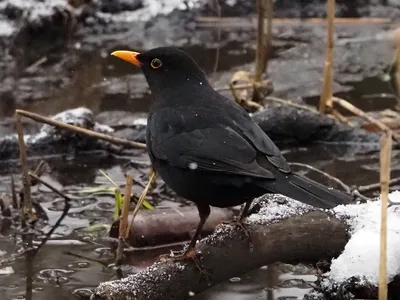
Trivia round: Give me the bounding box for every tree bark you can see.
[92,206,349,300]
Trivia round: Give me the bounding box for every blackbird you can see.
[111,47,352,259]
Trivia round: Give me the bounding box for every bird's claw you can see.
[223,217,253,251]
[159,247,211,279]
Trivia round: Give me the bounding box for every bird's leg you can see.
[171,203,211,260]
[238,199,253,220]
[164,203,211,277]
[223,200,253,248]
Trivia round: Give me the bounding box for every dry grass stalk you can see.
[261,0,273,73]
[116,175,133,266]
[15,112,33,223]
[392,28,400,111]
[379,130,392,300]
[332,97,400,141]
[127,170,156,235]
[255,0,267,83]
[319,0,335,113]
[15,109,147,150]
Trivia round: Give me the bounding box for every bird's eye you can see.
[150,58,162,69]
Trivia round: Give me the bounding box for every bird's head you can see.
[111,47,209,95]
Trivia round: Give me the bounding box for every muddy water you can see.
[0,36,397,300]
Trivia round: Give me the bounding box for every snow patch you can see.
[0,19,15,36]
[97,0,201,23]
[133,118,148,126]
[2,0,69,22]
[247,194,314,225]
[328,192,400,285]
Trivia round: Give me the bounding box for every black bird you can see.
[111,47,352,259]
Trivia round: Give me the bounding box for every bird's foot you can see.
[223,217,253,251]
[159,246,211,279]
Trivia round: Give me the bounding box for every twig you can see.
[28,172,71,255]
[255,0,266,83]
[319,0,335,113]
[15,109,147,150]
[289,162,351,193]
[11,175,18,209]
[15,112,33,224]
[265,96,319,113]
[30,161,48,186]
[128,170,156,235]
[331,97,400,141]
[358,177,400,193]
[216,80,271,92]
[116,175,133,267]
[379,131,392,300]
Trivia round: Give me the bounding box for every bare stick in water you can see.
[116,175,133,267]
[319,0,335,113]
[379,131,392,300]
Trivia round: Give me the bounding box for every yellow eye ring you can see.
[151,58,162,69]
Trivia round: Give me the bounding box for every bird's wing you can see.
[149,117,275,179]
[234,116,291,173]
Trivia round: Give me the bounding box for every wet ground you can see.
[1,0,400,299]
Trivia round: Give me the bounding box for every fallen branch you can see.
[92,196,348,300]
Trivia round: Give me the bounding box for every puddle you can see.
[303,76,397,114]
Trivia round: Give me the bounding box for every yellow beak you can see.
[111,50,141,66]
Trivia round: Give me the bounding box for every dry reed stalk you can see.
[15,109,146,149]
[319,0,335,113]
[261,0,273,73]
[116,175,133,266]
[379,131,392,300]
[127,170,156,235]
[255,0,266,82]
[15,112,33,222]
[392,28,400,111]
[332,97,400,141]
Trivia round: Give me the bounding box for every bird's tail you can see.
[259,172,353,209]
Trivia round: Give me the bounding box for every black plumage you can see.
[112,47,352,258]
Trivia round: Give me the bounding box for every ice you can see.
[329,192,400,285]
